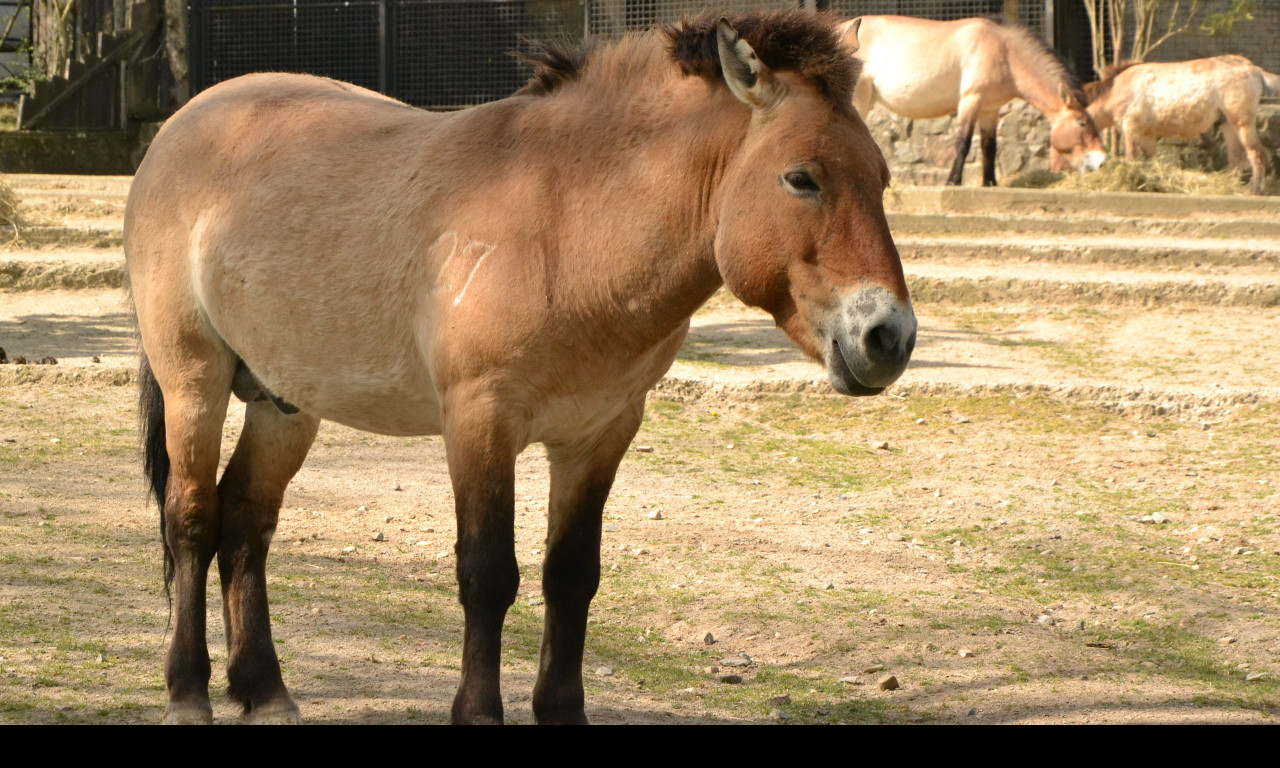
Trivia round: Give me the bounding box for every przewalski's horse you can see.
[126,9,916,725]
[1085,56,1280,195]
[840,15,1107,186]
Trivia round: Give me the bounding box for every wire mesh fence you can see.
[188,0,1276,110]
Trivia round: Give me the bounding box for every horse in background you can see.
[1085,56,1280,195]
[841,15,1107,186]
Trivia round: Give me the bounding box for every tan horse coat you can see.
[125,10,915,724]
[841,14,1106,185]
[1086,56,1280,194]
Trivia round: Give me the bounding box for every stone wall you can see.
[864,100,1051,187]
[865,102,1280,187]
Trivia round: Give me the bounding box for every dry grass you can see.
[0,175,23,239]
[1005,159,1276,196]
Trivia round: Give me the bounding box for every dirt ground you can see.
[1,179,1278,724]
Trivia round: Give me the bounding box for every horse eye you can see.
[782,170,821,197]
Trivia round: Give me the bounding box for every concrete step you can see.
[888,211,1280,240]
[896,233,1280,269]
[888,186,1280,219]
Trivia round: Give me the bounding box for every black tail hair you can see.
[139,352,174,599]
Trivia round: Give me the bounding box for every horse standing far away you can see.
[1085,55,1280,195]
[125,9,916,724]
[841,15,1107,185]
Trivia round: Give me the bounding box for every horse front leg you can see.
[216,400,319,723]
[445,397,522,724]
[532,401,644,725]
[947,95,983,186]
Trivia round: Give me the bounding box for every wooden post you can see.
[164,0,187,105]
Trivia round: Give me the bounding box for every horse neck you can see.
[1004,34,1069,118]
[523,76,748,342]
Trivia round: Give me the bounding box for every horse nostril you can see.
[864,322,896,364]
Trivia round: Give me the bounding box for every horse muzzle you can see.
[1083,150,1108,172]
[825,286,916,397]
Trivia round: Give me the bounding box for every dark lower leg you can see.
[947,119,976,186]
[163,492,219,723]
[532,516,603,724]
[981,130,998,187]
[452,531,519,724]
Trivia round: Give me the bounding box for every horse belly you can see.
[865,59,962,119]
[1131,80,1219,139]
[199,245,444,437]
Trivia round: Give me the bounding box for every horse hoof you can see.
[243,699,303,725]
[162,702,213,725]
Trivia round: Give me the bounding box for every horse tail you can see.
[139,351,174,600]
[1260,69,1280,98]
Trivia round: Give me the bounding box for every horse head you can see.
[1049,83,1107,172]
[709,19,915,396]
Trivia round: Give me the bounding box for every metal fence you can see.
[188,0,1275,110]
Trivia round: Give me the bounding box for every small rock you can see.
[372,531,385,542]
[863,664,885,674]
[878,675,900,691]
[1037,614,1056,626]
[90,356,100,364]
[823,583,834,590]
[703,632,716,645]
[97,653,106,663]
[888,533,906,542]
[907,715,924,723]
[1245,672,1268,682]
[1219,636,1237,645]
[342,546,356,554]
[40,356,57,365]
[49,438,60,444]
[767,694,791,706]
[1232,547,1247,555]
[873,440,890,450]
[527,597,544,606]
[966,707,977,717]
[382,515,393,523]
[952,414,972,424]
[595,666,614,677]
[647,510,663,520]
[634,445,655,453]
[839,676,861,685]
[716,673,743,684]
[770,708,789,721]
[357,505,368,512]
[1151,512,1169,524]
[958,649,975,658]
[393,482,402,491]
[721,656,752,667]
[602,524,620,533]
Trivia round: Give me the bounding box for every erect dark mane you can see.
[666,9,860,106]
[514,9,859,106]
[987,16,1088,105]
[512,38,595,96]
[1084,60,1142,102]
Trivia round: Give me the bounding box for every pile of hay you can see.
[1004,159,1275,195]
[0,175,22,235]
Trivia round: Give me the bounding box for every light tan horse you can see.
[125,9,916,725]
[1085,56,1280,195]
[840,15,1107,185]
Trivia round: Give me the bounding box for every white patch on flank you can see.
[427,231,459,292]
[453,241,494,307]
[187,213,210,308]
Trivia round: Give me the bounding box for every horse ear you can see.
[1059,83,1084,109]
[716,19,778,108]
[842,18,862,54]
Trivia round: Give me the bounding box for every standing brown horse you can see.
[1085,56,1280,195]
[842,15,1107,186]
[126,9,915,725]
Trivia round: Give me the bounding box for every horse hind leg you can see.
[947,95,983,186]
[1232,120,1267,195]
[141,343,236,724]
[532,401,644,725]
[216,398,319,723]
[978,111,1000,187]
